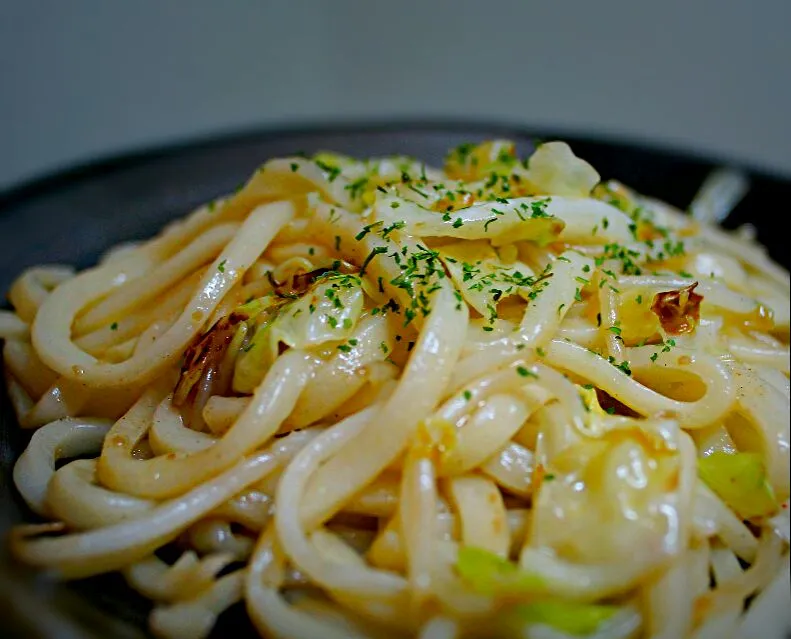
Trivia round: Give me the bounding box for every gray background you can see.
[1,0,789,191]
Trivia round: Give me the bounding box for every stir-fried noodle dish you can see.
[1,140,788,639]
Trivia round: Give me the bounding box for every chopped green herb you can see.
[516,365,537,378]
[664,239,686,257]
[407,184,429,199]
[609,358,632,376]
[315,159,341,182]
[345,177,369,199]
[381,221,406,239]
[599,243,642,275]
[355,221,384,241]
[530,198,551,218]
[360,246,387,275]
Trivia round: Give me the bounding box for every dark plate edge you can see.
[2,117,790,212]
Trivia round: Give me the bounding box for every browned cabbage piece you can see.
[173,263,363,407]
[172,312,247,407]
[172,298,281,407]
[650,282,703,335]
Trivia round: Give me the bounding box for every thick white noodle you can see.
[32,202,294,387]
[13,417,112,515]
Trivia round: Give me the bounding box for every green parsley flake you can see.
[315,159,341,182]
[608,356,632,376]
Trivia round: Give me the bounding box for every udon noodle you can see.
[2,140,789,639]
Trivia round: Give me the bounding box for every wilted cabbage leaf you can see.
[232,274,364,393]
[524,142,600,197]
[530,426,681,565]
[698,451,778,520]
[507,600,619,636]
[438,240,536,318]
[456,546,545,596]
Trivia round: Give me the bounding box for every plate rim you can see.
[2,118,790,212]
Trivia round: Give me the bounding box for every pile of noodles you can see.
[1,140,788,639]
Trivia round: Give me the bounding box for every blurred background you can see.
[1,0,789,191]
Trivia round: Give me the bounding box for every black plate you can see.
[1,122,789,638]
